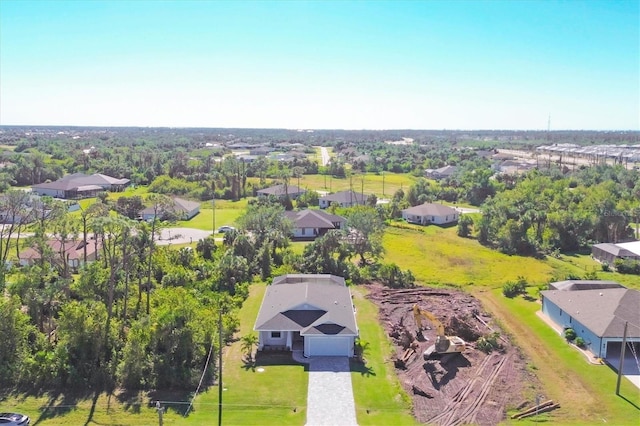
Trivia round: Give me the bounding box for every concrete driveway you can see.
[155,227,213,245]
[306,357,357,426]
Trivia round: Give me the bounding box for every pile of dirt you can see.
[365,285,538,425]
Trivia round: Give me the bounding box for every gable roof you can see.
[32,173,130,191]
[320,190,367,204]
[139,197,200,216]
[548,280,624,291]
[254,274,357,336]
[19,239,101,262]
[284,209,345,229]
[257,184,306,197]
[402,202,457,217]
[542,288,640,338]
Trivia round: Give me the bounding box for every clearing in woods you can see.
[365,285,540,426]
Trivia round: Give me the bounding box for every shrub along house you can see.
[254,274,358,357]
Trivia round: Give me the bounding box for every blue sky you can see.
[1,0,638,130]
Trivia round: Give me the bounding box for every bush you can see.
[477,332,502,353]
[574,337,586,348]
[601,262,610,272]
[502,276,527,298]
[614,259,640,275]
[564,328,577,341]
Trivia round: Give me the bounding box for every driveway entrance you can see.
[305,357,357,426]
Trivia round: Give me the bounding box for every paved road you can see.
[306,357,358,426]
[320,147,331,166]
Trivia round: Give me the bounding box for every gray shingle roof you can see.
[257,184,305,197]
[254,274,358,336]
[542,288,640,338]
[402,202,457,217]
[549,280,624,291]
[284,209,345,229]
[320,190,367,204]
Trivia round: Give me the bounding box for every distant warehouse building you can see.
[592,241,640,264]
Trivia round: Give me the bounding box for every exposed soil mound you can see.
[365,285,538,425]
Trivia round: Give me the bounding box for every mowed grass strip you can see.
[382,225,554,287]
[172,282,308,426]
[475,288,640,425]
[350,286,419,425]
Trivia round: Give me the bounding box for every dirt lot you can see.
[366,285,539,425]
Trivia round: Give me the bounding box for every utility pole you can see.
[218,302,223,426]
[212,180,216,235]
[156,401,164,426]
[616,321,628,395]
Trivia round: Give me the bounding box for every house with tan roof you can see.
[254,274,358,357]
[19,239,101,271]
[402,202,459,225]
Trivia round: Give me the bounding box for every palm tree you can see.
[240,333,258,362]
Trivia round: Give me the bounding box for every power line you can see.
[185,337,215,416]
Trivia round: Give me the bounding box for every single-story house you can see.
[541,281,640,360]
[425,165,457,180]
[254,274,358,357]
[256,184,306,200]
[319,190,367,209]
[592,241,640,264]
[31,173,130,199]
[402,202,459,225]
[284,209,345,239]
[19,239,101,270]
[139,197,200,221]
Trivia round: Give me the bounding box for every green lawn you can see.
[476,288,640,425]
[176,199,248,231]
[172,283,308,426]
[350,286,418,425]
[293,172,417,197]
[383,224,555,288]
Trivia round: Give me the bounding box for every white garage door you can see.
[307,336,352,356]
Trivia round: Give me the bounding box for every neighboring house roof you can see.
[172,197,200,213]
[32,173,130,191]
[284,209,345,229]
[615,241,640,257]
[254,274,357,336]
[402,202,457,217]
[593,242,640,258]
[548,280,624,291]
[139,197,200,217]
[542,288,640,338]
[257,184,306,197]
[426,165,457,177]
[320,190,367,204]
[19,239,100,262]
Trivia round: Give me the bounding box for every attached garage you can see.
[305,336,354,357]
[254,274,359,358]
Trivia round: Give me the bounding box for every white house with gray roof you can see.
[541,281,640,361]
[254,274,358,357]
[284,209,345,239]
[402,202,459,225]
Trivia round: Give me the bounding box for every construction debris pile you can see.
[366,285,541,425]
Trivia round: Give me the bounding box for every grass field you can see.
[350,286,418,425]
[475,288,640,425]
[382,224,555,288]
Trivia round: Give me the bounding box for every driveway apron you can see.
[306,357,358,426]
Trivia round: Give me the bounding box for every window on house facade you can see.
[271,331,281,338]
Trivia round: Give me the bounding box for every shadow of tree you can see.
[31,388,95,426]
[147,390,194,416]
[350,360,376,377]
